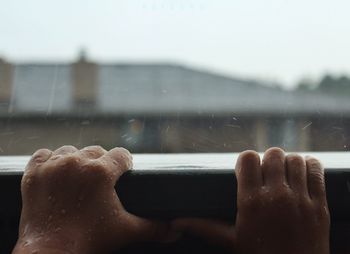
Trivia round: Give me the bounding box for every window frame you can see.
[1,153,350,253]
[1,152,350,220]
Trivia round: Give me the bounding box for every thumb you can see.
[172,218,235,250]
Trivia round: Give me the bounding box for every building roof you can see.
[2,63,350,117]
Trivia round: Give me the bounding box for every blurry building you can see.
[0,54,350,154]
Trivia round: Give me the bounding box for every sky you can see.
[0,0,350,88]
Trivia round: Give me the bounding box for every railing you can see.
[1,153,350,253]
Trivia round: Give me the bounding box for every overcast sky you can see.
[1,0,349,87]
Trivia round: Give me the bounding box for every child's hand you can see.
[173,148,330,254]
[13,146,174,254]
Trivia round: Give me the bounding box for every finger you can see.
[261,147,286,187]
[104,147,133,175]
[235,150,262,193]
[25,148,52,172]
[285,154,307,194]
[52,145,78,156]
[120,212,180,244]
[79,145,107,159]
[172,218,235,249]
[22,149,52,193]
[306,156,326,200]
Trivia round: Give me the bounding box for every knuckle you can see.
[83,145,104,152]
[110,151,133,170]
[45,154,82,176]
[53,145,78,155]
[81,160,111,180]
[113,147,132,157]
[60,154,81,168]
[81,146,105,158]
[31,149,52,164]
[82,159,104,171]
[61,145,77,150]
[117,147,131,154]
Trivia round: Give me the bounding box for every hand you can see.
[173,148,330,254]
[13,146,174,254]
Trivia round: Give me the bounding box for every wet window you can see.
[0,0,349,154]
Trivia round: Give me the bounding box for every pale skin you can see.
[173,147,330,254]
[13,146,331,253]
[12,146,176,254]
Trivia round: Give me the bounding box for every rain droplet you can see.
[61,209,66,215]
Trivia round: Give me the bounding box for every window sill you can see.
[1,152,350,220]
[1,153,350,253]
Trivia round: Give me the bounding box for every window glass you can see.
[0,0,349,154]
